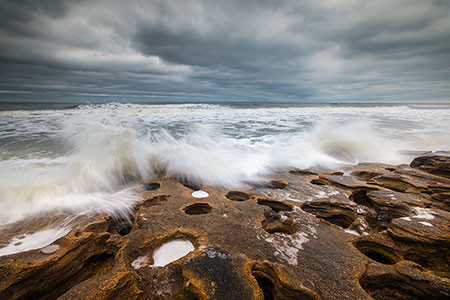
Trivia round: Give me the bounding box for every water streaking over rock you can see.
[0,102,449,225]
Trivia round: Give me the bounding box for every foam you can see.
[191,190,209,198]
[1,103,449,225]
[0,228,70,256]
[151,240,195,267]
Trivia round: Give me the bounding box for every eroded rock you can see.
[1,156,450,299]
[411,155,450,178]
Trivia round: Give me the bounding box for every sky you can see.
[0,0,450,103]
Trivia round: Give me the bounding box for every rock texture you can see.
[0,155,450,299]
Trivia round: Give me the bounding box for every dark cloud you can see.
[0,0,449,102]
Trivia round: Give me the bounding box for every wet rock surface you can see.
[0,155,449,299]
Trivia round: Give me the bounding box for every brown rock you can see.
[360,260,450,299]
[83,219,109,233]
[431,192,450,211]
[2,160,450,300]
[0,231,117,300]
[388,209,450,246]
[316,174,380,190]
[288,169,317,176]
[268,179,288,189]
[411,155,450,178]
[301,200,357,228]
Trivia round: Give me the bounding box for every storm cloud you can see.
[0,0,449,102]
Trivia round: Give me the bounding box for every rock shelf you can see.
[1,155,450,299]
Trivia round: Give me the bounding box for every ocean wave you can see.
[0,103,449,225]
[0,115,411,225]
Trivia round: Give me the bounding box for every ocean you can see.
[0,102,449,241]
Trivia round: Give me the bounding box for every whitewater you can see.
[0,102,449,227]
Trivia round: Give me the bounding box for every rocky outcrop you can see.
[0,155,450,299]
[411,155,450,178]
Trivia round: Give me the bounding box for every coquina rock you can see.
[0,155,449,299]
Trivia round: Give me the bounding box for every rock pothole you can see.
[107,217,135,236]
[300,201,356,229]
[142,195,169,207]
[225,191,251,201]
[310,178,328,186]
[143,182,160,191]
[261,208,298,234]
[359,262,450,300]
[353,240,401,265]
[349,189,371,206]
[252,262,317,300]
[257,198,293,212]
[183,203,212,215]
[116,222,133,236]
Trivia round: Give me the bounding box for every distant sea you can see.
[0,101,449,228]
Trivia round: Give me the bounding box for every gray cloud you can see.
[0,0,449,102]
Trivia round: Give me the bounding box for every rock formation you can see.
[1,155,450,299]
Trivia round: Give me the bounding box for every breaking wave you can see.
[0,103,449,225]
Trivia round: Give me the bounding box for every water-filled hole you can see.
[183,203,212,215]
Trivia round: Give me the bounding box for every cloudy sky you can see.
[1,0,449,102]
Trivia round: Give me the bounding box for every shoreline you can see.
[1,155,449,299]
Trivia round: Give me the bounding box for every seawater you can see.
[0,102,449,227]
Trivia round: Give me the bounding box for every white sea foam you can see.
[0,103,449,225]
[191,190,209,198]
[0,228,70,256]
[151,240,195,267]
